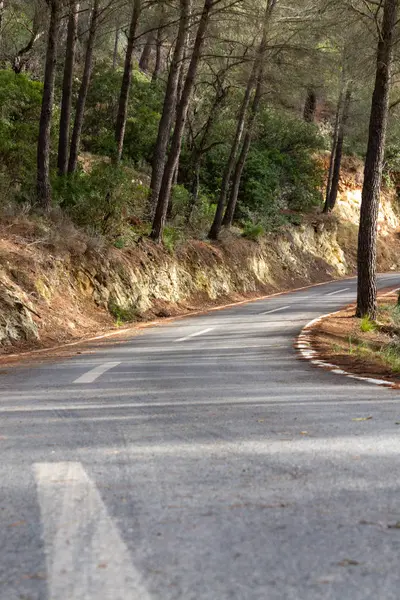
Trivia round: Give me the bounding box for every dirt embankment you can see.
[305,292,400,386]
[1,156,400,356]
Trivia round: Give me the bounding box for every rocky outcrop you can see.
[0,158,399,353]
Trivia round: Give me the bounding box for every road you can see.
[1,273,400,600]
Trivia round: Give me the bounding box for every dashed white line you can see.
[73,361,120,384]
[260,305,290,316]
[325,287,351,296]
[175,327,215,342]
[34,462,150,600]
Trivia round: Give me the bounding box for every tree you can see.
[356,0,398,319]
[208,0,276,240]
[37,0,62,210]
[148,0,191,214]
[151,0,214,243]
[139,31,153,71]
[58,0,79,176]
[114,0,142,162]
[68,0,99,174]
[324,82,352,212]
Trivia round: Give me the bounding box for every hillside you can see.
[1,157,399,356]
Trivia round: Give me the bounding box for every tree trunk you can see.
[326,85,352,212]
[68,0,99,174]
[208,0,275,240]
[356,0,397,319]
[303,88,317,122]
[152,7,165,82]
[208,62,258,239]
[323,83,344,213]
[222,72,263,227]
[112,24,120,69]
[57,0,79,176]
[114,0,141,162]
[37,0,62,210]
[139,31,152,71]
[150,0,213,243]
[12,4,43,73]
[148,0,190,215]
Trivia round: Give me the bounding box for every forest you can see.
[0,0,399,319]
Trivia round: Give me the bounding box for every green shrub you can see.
[360,315,376,333]
[0,70,45,203]
[200,108,324,230]
[82,64,162,164]
[242,221,265,241]
[108,300,140,324]
[189,195,216,233]
[163,226,185,252]
[170,185,191,222]
[53,162,150,236]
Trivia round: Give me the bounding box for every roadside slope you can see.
[1,157,400,354]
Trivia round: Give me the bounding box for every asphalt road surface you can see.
[1,274,400,600]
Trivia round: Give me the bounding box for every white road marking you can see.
[73,361,120,384]
[325,287,351,296]
[34,462,150,600]
[175,327,215,342]
[260,305,290,316]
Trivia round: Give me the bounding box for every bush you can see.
[0,70,44,202]
[360,315,376,333]
[163,226,185,252]
[53,162,150,237]
[82,64,162,164]
[200,108,324,231]
[242,221,265,241]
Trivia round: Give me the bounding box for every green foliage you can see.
[53,162,150,236]
[163,226,185,252]
[201,108,324,231]
[359,315,376,333]
[170,185,191,221]
[0,70,44,201]
[189,196,217,233]
[239,110,324,217]
[82,64,162,164]
[241,221,265,241]
[108,300,140,324]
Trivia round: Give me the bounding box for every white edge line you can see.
[175,327,215,343]
[1,276,359,363]
[295,287,400,389]
[260,305,290,316]
[73,361,121,384]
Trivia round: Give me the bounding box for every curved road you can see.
[1,274,400,600]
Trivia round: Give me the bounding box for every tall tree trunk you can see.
[151,17,163,82]
[187,87,226,221]
[303,88,317,122]
[112,24,120,69]
[326,84,352,212]
[68,0,99,174]
[324,82,344,213]
[208,0,275,240]
[356,0,397,319]
[57,0,79,176]
[114,0,141,162]
[139,31,152,71]
[208,62,257,240]
[150,0,213,243]
[37,0,62,210]
[148,0,190,215]
[222,72,263,227]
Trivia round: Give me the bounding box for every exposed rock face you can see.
[0,160,399,352]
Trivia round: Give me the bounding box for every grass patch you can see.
[108,301,140,325]
[360,315,377,333]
